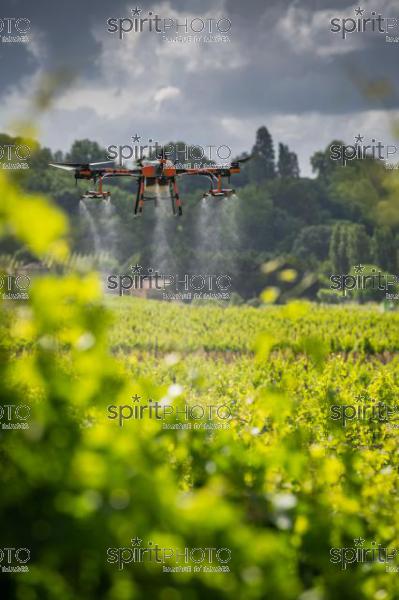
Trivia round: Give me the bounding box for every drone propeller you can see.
[49,162,79,171]
[88,161,115,167]
[49,160,115,171]
[236,154,253,163]
[229,155,252,170]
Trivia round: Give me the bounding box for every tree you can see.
[277,143,300,178]
[293,225,332,262]
[53,149,64,162]
[249,126,276,182]
[372,227,397,272]
[329,223,371,272]
[347,224,371,267]
[66,139,107,163]
[311,140,343,180]
[329,223,350,272]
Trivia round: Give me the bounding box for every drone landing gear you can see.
[134,177,183,216]
[170,178,183,216]
[134,177,145,217]
[201,173,235,200]
[81,191,111,199]
[81,175,111,200]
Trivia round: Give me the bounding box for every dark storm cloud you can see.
[183,45,399,118]
[0,0,398,174]
[1,0,398,113]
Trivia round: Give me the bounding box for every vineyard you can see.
[108,297,399,354]
[3,262,399,598]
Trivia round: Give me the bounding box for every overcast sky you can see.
[0,0,398,175]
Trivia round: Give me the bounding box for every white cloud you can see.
[276,0,399,58]
[276,4,360,57]
[154,85,181,107]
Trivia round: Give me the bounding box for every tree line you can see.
[1,127,397,302]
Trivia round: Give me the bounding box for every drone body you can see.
[49,154,250,216]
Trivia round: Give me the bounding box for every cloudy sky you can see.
[0,0,398,175]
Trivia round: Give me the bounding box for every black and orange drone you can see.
[49,153,250,216]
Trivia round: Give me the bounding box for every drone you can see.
[49,152,251,216]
